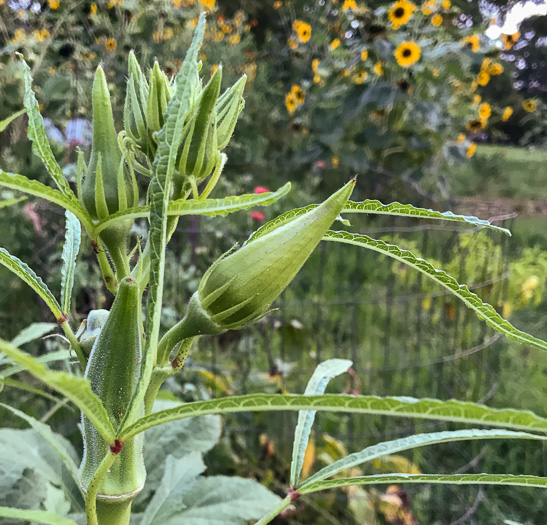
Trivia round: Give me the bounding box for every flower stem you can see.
[254,495,292,525]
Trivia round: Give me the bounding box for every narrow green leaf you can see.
[19,56,74,197]
[10,322,57,347]
[0,108,25,132]
[0,403,82,492]
[93,183,291,234]
[0,170,94,232]
[121,15,206,430]
[118,393,547,441]
[0,506,77,525]
[300,429,547,488]
[0,196,26,209]
[0,339,115,443]
[0,376,61,402]
[60,211,81,315]
[0,246,63,320]
[2,349,72,378]
[343,200,511,235]
[299,473,547,495]
[324,231,547,352]
[290,359,352,487]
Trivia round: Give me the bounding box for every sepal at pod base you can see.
[79,277,146,498]
[81,66,138,220]
[174,180,355,338]
[124,51,150,154]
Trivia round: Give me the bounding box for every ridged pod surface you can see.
[79,277,146,498]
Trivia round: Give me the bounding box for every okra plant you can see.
[1,15,547,525]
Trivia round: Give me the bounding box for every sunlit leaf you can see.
[0,506,77,525]
[60,211,81,315]
[0,108,25,132]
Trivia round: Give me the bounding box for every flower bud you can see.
[174,180,355,338]
[78,309,109,358]
[146,61,173,134]
[178,67,221,184]
[81,66,138,220]
[215,74,246,150]
[124,51,150,154]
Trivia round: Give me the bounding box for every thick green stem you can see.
[95,498,133,525]
[144,366,172,415]
[255,495,292,525]
[94,238,118,294]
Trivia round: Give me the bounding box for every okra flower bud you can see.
[77,309,109,358]
[177,67,222,184]
[215,74,247,150]
[124,51,150,154]
[174,180,355,339]
[146,61,173,134]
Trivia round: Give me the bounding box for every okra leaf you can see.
[0,339,115,443]
[0,196,26,209]
[2,349,72,377]
[343,200,511,235]
[0,170,94,232]
[323,231,547,352]
[290,359,352,487]
[19,56,74,197]
[0,108,25,132]
[10,322,57,347]
[118,393,547,441]
[93,183,291,234]
[60,211,81,315]
[0,506,77,525]
[299,428,547,489]
[0,377,61,402]
[121,15,206,429]
[0,246,63,320]
[299,473,547,495]
[0,403,82,492]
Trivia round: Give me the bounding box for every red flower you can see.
[254,186,270,194]
[251,211,265,221]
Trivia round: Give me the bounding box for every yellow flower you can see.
[388,0,417,30]
[105,37,117,52]
[48,0,60,8]
[90,2,97,15]
[442,0,451,8]
[394,41,421,67]
[466,142,477,158]
[478,102,491,120]
[285,92,297,114]
[11,28,25,44]
[331,156,339,168]
[522,99,537,112]
[360,49,368,61]
[472,94,481,105]
[461,34,479,52]
[229,34,241,45]
[288,37,298,50]
[431,14,443,26]
[313,74,321,84]
[343,0,357,10]
[487,63,503,76]
[34,29,50,42]
[273,0,282,8]
[293,20,312,43]
[477,71,490,86]
[106,0,115,8]
[456,133,465,144]
[330,38,341,50]
[312,58,320,73]
[502,32,519,50]
[198,0,216,8]
[465,119,486,132]
[373,61,384,76]
[82,51,96,61]
[501,106,513,121]
[342,69,351,77]
[290,84,306,105]
[352,71,368,84]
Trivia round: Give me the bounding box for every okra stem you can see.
[85,451,118,525]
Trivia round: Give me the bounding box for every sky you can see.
[486,0,547,38]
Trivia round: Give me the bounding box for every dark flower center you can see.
[394,7,405,17]
[402,48,412,57]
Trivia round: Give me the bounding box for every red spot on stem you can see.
[57,313,68,324]
[110,439,123,455]
[288,486,301,501]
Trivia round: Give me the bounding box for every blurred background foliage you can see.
[1,0,546,523]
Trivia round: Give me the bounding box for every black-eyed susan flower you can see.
[360,49,368,61]
[373,61,384,75]
[48,0,60,9]
[394,41,421,67]
[199,0,216,9]
[388,0,416,30]
[312,58,320,74]
[465,119,486,132]
[478,102,491,120]
[90,2,97,15]
[343,0,357,10]
[501,106,513,121]
[442,0,451,8]
[487,62,503,75]
[461,34,479,52]
[477,71,490,86]
[290,84,305,104]
[285,92,297,114]
[422,0,435,15]
[330,38,341,50]
[352,70,368,84]
[293,20,312,43]
[466,142,477,158]
[105,38,117,52]
[522,99,537,112]
[431,14,443,26]
[502,32,519,50]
